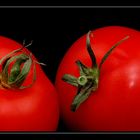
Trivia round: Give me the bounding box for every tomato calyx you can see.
[0,41,45,90]
[62,31,129,112]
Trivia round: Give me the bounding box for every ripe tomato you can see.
[55,26,140,131]
[0,36,59,131]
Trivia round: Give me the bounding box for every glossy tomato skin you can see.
[55,26,140,131]
[0,36,59,131]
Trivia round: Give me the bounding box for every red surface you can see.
[55,26,140,131]
[0,36,59,131]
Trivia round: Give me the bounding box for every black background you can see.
[1,6,140,137]
[2,7,140,83]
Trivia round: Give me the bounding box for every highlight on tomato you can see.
[55,26,140,131]
[0,36,59,131]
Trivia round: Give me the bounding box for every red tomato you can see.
[55,26,140,131]
[0,36,59,131]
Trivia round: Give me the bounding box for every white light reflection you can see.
[127,65,139,89]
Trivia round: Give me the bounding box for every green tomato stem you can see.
[0,41,45,90]
[62,31,129,112]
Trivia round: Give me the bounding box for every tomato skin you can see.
[0,36,59,131]
[55,26,140,131]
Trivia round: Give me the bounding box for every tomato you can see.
[0,36,59,131]
[55,26,140,131]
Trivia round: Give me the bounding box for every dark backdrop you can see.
[0,7,140,132]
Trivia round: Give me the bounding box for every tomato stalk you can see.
[0,41,45,90]
[62,31,129,112]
